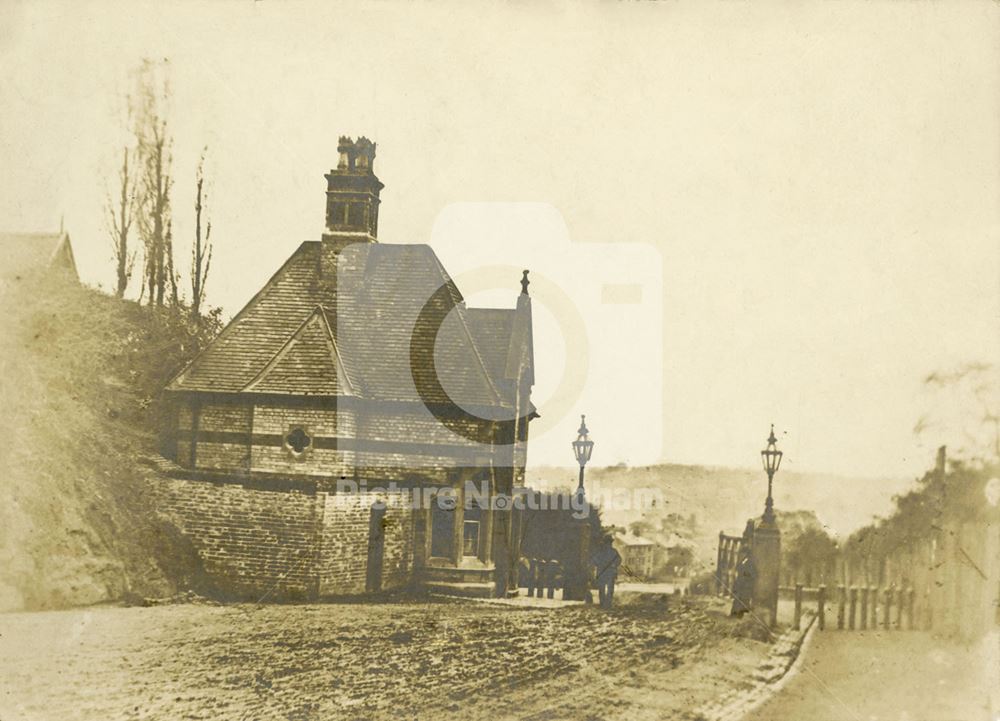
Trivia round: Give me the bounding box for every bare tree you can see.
[104,144,137,298]
[134,59,175,307]
[165,218,180,308]
[190,149,213,321]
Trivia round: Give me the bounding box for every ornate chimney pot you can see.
[324,134,384,242]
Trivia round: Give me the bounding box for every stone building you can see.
[613,532,655,579]
[157,137,536,600]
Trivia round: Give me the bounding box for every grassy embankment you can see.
[0,271,216,611]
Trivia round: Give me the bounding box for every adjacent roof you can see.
[169,241,532,409]
[465,308,516,380]
[614,532,656,547]
[0,232,78,281]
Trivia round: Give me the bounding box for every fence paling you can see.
[794,581,926,634]
[837,585,846,630]
[817,585,826,630]
[871,586,879,628]
[715,533,744,598]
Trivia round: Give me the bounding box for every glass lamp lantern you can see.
[760,424,782,523]
[571,415,594,494]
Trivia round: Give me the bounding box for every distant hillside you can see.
[525,463,913,566]
[0,272,216,611]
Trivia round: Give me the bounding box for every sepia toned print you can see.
[1,3,998,720]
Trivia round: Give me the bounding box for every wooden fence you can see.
[715,532,746,596]
[785,517,999,640]
[784,583,918,632]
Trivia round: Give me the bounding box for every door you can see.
[430,493,456,560]
[366,502,387,592]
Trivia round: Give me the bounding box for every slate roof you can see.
[466,308,516,380]
[243,307,354,396]
[0,232,78,280]
[169,241,530,409]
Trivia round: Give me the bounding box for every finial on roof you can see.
[520,269,530,295]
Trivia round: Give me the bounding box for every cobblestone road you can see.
[0,595,771,721]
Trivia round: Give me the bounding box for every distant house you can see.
[0,231,79,283]
[614,532,656,579]
[653,531,697,578]
[157,137,537,600]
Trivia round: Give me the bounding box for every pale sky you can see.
[2,1,998,479]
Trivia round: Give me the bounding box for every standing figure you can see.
[591,534,622,609]
[730,543,756,617]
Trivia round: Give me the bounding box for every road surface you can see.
[744,628,997,721]
[0,594,770,721]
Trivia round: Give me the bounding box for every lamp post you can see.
[572,415,594,497]
[566,415,594,602]
[753,424,783,628]
[760,424,783,526]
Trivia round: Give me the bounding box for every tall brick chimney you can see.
[322,136,383,243]
[319,136,383,296]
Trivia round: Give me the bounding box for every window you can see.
[327,202,350,227]
[348,202,364,228]
[463,501,482,557]
[284,427,312,459]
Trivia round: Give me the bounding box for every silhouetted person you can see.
[591,534,621,608]
[730,545,755,618]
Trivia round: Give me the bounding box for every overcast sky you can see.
[2,1,997,479]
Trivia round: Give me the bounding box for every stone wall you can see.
[152,474,417,600]
[354,406,491,484]
[250,403,355,478]
[153,475,319,600]
[175,401,254,472]
[172,397,500,485]
[316,490,415,596]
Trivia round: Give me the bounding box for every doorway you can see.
[366,501,387,592]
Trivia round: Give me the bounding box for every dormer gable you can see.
[243,306,355,396]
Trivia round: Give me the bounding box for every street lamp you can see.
[567,415,595,603]
[572,414,594,496]
[760,424,783,525]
